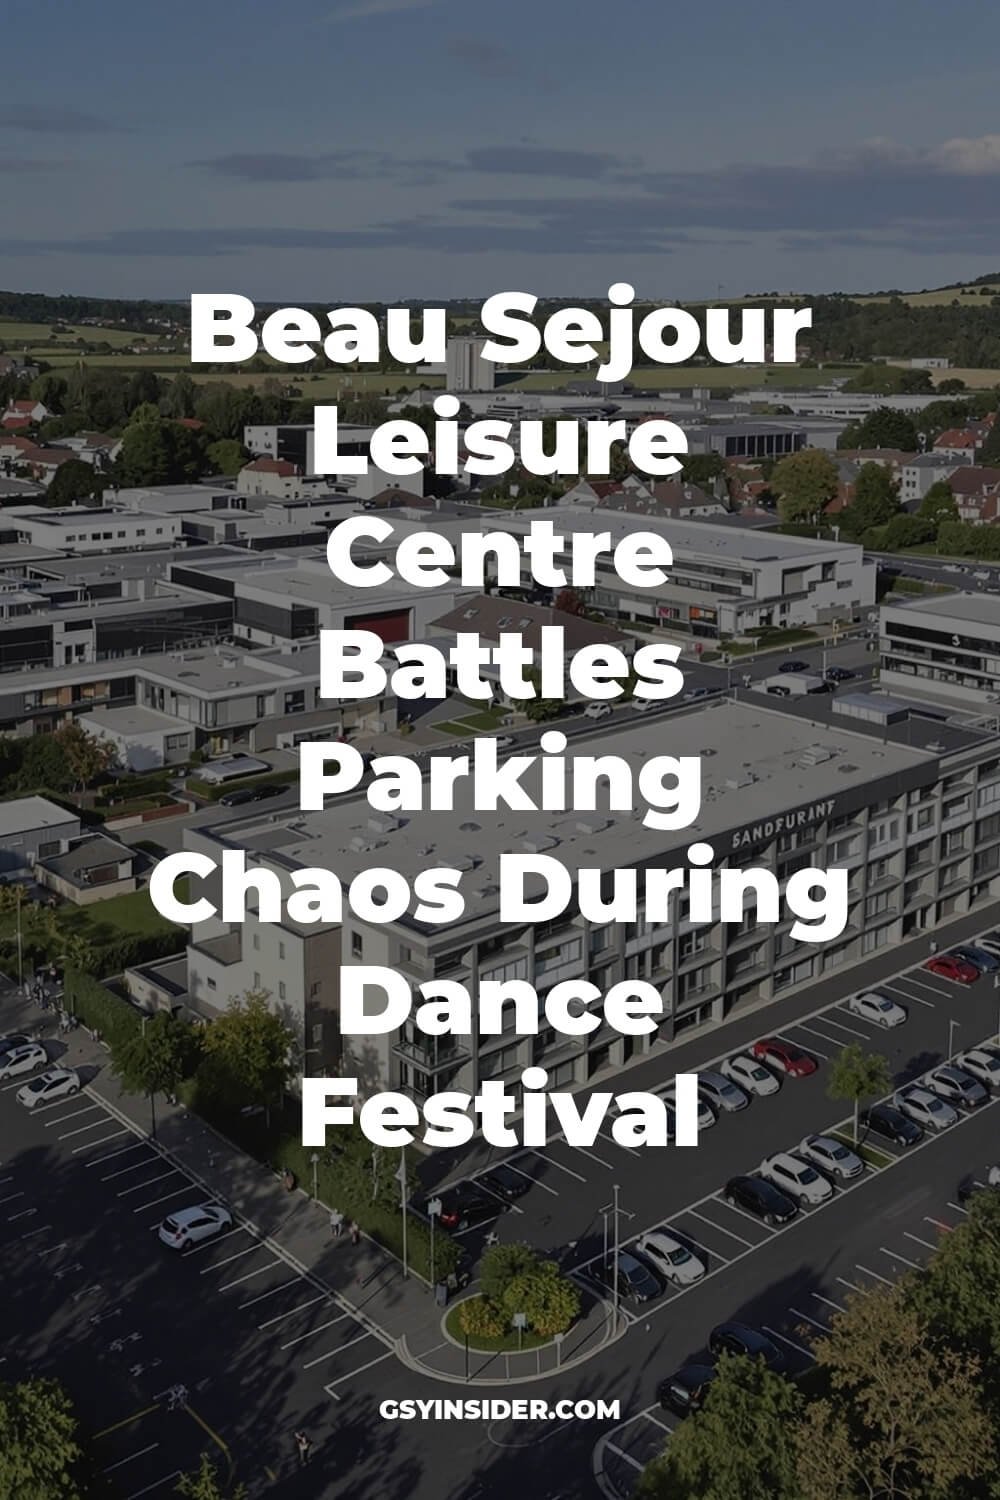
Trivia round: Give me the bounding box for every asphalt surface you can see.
[4,905,1000,1500]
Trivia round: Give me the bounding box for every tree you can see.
[51,721,117,793]
[937,378,967,394]
[795,1283,991,1500]
[826,1044,891,1143]
[681,453,726,486]
[15,731,76,793]
[918,480,958,533]
[838,408,920,453]
[198,989,296,1118]
[554,588,585,617]
[479,1242,542,1303]
[206,439,248,476]
[128,369,162,411]
[771,449,839,524]
[46,458,101,507]
[161,371,197,420]
[881,513,933,551]
[0,1375,83,1499]
[639,1355,803,1500]
[844,462,899,533]
[906,1187,1000,1397]
[112,1011,201,1139]
[522,669,565,722]
[175,1452,246,1500]
[501,1259,580,1336]
[115,411,173,485]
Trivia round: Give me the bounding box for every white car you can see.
[721,1054,781,1097]
[158,1203,233,1252]
[631,697,658,713]
[697,1070,749,1113]
[759,1152,834,1206]
[16,1067,80,1109]
[894,1085,958,1132]
[635,1230,706,1286]
[583,702,613,720]
[924,1065,988,1111]
[799,1134,864,1180]
[957,1048,1000,1089]
[848,991,907,1028]
[660,1083,716,1131]
[0,1042,48,1080]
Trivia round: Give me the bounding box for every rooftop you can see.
[0,796,78,839]
[884,592,1000,628]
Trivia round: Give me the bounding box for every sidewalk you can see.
[2,993,617,1385]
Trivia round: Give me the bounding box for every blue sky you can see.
[3,0,1000,301]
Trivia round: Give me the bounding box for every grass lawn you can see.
[444,1299,553,1353]
[829,1130,893,1170]
[434,707,511,736]
[59,885,186,943]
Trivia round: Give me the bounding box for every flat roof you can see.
[884,593,1000,627]
[0,795,78,838]
[498,508,860,564]
[81,705,192,736]
[203,699,935,920]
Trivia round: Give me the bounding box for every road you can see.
[4,910,1000,1499]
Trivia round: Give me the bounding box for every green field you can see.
[0,319,171,348]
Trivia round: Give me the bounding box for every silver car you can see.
[697,1070,749,1113]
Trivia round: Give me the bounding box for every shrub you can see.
[458,1295,508,1340]
[64,968,143,1049]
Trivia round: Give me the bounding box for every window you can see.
[350,932,363,960]
[310,981,322,997]
[278,982,286,1000]
[865,890,892,919]
[399,944,412,964]
[312,1022,323,1044]
[207,977,217,991]
[278,942,286,961]
[253,971,261,989]
[252,934,260,951]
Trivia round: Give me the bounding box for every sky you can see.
[3,0,1000,302]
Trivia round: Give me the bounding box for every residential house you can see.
[933,415,996,462]
[1,398,50,429]
[900,453,962,508]
[947,466,1000,524]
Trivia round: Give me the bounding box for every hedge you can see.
[186,769,298,803]
[64,967,143,1049]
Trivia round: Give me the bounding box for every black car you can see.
[767,684,791,696]
[478,1163,531,1202]
[825,666,854,682]
[708,1322,784,1371]
[779,659,810,673]
[592,1251,663,1304]
[859,1102,922,1147]
[950,944,1000,973]
[723,1174,798,1225]
[436,1184,505,1233]
[658,1362,717,1415]
[219,783,285,808]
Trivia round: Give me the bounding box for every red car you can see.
[750,1039,818,1077]
[924,953,979,984]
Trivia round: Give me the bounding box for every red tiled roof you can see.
[244,457,299,476]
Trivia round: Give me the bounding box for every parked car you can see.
[591,1251,663,1304]
[723,1175,798,1225]
[708,1322,784,1370]
[720,1054,780,1097]
[972,933,1000,961]
[158,1203,233,1252]
[436,1184,505,1232]
[859,1102,922,1147]
[635,1229,706,1285]
[766,684,791,696]
[583,702,613,720]
[0,1042,48,1080]
[847,991,907,1028]
[758,1151,834,1206]
[658,1362,716,1416]
[779,660,810,673]
[956,1048,1000,1090]
[0,1032,33,1058]
[825,667,854,682]
[661,1083,716,1131]
[894,1085,958,1131]
[16,1068,80,1109]
[219,782,285,808]
[750,1039,818,1077]
[477,1163,531,1202]
[924,1064,988,1111]
[697,1070,749,1113]
[798,1134,863,1180]
[631,697,659,713]
[949,944,1000,973]
[924,954,979,984]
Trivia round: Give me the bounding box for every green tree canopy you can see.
[45,458,102,507]
[771,449,839,524]
[918,480,959,532]
[197,989,296,1116]
[175,1453,246,1500]
[826,1043,891,1142]
[0,1376,83,1499]
[838,407,920,452]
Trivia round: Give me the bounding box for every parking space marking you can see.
[7,1207,35,1222]
[38,1241,67,1257]
[59,1116,122,1140]
[811,1293,845,1315]
[103,1158,161,1182]
[45,1103,101,1127]
[504,1159,559,1196]
[790,1307,829,1334]
[817,1014,870,1040]
[924,1217,954,1233]
[884,983,935,1009]
[323,1349,393,1393]
[947,1202,969,1214]
[855,1264,894,1286]
[682,1207,753,1249]
[184,1225,242,1254]
[218,1261,282,1291]
[781,1027,831,1058]
[879,1246,921,1269]
[103,1444,161,1474]
[87,1142,147,1169]
[131,1187,193,1214]
[644,1411,672,1434]
[302,1329,371,1370]
[238,1277,300,1311]
[279,1312,352,1349]
[125,1474,182,1500]
[118,1171,178,1196]
[73,1129,128,1153]
[519,1148,587,1184]
[836,1276,866,1295]
[903,1232,937,1251]
[702,1197,775,1238]
[762,1326,813,1360]
[0,1192,24,1206]
[199,1240,259,1272]
[258,1293,326,1330]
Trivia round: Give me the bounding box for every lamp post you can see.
[15,884,23,992]
[599,1185,632,1330]
[427,1196,442,1294]
[948,1018,960,1058]
[397,1148,409,1279]
[311,1151,320,1201]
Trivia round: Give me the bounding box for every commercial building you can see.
[4,505,182,554]
[169,696,1000,1087]
[880,592,1000,709]
[446,336,494,393]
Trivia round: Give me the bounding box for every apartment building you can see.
[169,698,1000,1088]
[880,593,1000,709]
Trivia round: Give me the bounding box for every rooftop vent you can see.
[837,763,858,773]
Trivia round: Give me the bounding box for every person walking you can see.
[329,1208,344,1239]
[294,1430,312,1467]
[349,1219,361,1246]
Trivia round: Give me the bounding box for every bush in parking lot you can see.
[458,1295,508,1340]
[501,1260,580,1337]
[479,1242,541,1302]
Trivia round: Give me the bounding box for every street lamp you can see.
[427,1196,442,1293]
[396,1148,409,1280]
[310,1151,320,1200]
[948,1018,960,1058]
[600,1184,632,1330]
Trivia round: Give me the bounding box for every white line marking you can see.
[218,1261,281,1291]
[238,1277,300,1311]
[789,1307,829,1333]
[903,1232,937,1251]
[118,1171,178,1197]
[87,1142,146,1169]
[879,1246,921,1269]
[302,1330,370,1369]
[762,1325,813,1360]
[812,1293,845,1314]
[520,1148,587,1184]
[855,1264,894,1286]
[73,1129,128,1153]
[103,1159,160,1182]
[323,1350,393,1388]
[103,1445,160,1473]
[279,1312,351,1350]
[258,1293,326,1330]
[124,1474,182,1500]
[132,1188,193,1214]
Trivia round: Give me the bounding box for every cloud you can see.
[444,36,516,78]
[0,107,124,135]
[329,0,440,20]
[190,143,628,186]
[464,146,628,179]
